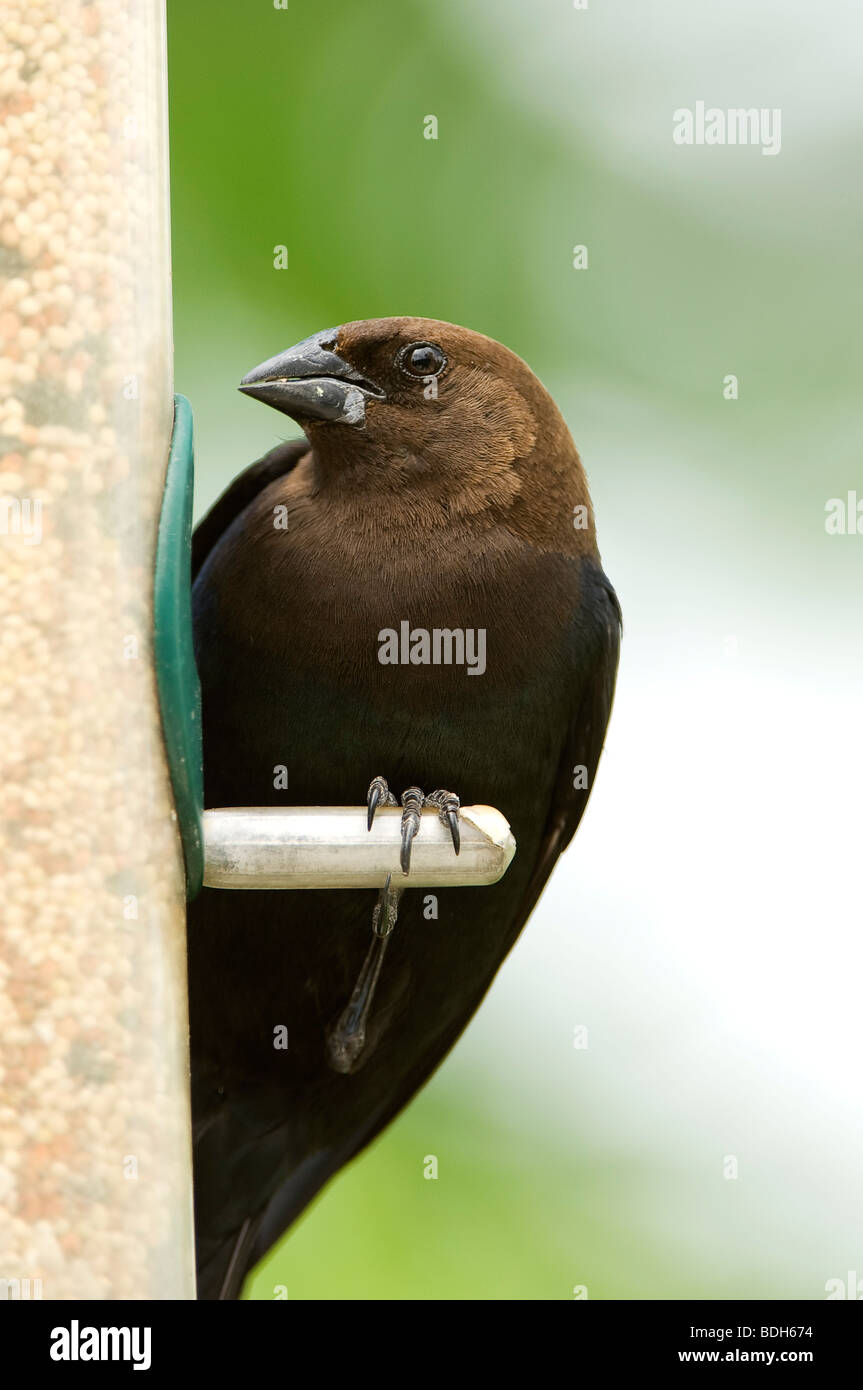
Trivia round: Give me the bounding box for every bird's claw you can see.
[399,786,424,875]
[426,789,461,857]
[367,776,461,876]
[366,774,397,830]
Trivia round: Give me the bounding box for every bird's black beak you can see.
[238,327,385,427]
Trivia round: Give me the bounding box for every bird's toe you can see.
[366,774,397,830]
[399,786,424,875]
[426,788,461,856]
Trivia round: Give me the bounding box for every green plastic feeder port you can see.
[154,394,205,899]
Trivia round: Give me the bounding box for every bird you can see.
[187,316,620,1299]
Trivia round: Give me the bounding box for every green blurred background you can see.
[167,0,863,1298]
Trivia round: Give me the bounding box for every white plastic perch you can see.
[202,805,516,890]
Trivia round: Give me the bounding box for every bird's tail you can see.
[196,1214,264,1301]
[194,1117,341,1300]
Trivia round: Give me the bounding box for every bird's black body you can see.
[187,318,620,1298]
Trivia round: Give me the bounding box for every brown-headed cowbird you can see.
[188,317,620,1299]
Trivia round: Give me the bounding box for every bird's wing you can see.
[191,438,310,582]
[514,560,621,932]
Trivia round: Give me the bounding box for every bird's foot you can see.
[328,778,461,1073]
[326,874,403,1074]
[367,776,461,876]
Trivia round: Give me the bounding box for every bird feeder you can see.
[0,0,515,1303]
[0,0,194,1299]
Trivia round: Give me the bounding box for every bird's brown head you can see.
[240,316,595,547]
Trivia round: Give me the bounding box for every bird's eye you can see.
[398,341,447,379]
